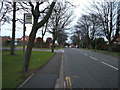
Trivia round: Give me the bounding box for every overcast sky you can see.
[1,0,92,41]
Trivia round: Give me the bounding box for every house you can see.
[46,37,52,43]
[35,37,42,42]
[18,36,29,42]
[16,36,30,46]
[115,35,120,45]
[45,37,59,48]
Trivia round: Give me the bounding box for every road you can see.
[63,48,118,88]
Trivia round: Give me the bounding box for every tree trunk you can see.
[23,27,37,72]
[108,3,113,52]
[41,35,44,48]
[10,2,16,55]
[108,42,112,52]
[41,21,48,48]
[51,38,55,52]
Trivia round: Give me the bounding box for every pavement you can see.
[19,52,62,88]
[63,48,118,88]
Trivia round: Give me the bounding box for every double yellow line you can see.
[65,76,72,89]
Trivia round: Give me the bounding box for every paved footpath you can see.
[20,53,62,88]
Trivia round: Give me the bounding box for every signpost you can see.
[25,13,32,24]
[23,13,32,72]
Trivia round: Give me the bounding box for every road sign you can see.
[25,13,32,24]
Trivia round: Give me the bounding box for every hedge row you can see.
[100,45,120,52]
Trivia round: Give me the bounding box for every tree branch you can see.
[37,2,56,28]
[35,2,40,12]
[29,2,34,15]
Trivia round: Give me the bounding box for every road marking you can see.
[84,53,88,56]
[65,76,72,89]
[18,74,34,88]
[64,81,66,88]
[73,76,79,78]
[89,56,98,61]
[101,62,118,70]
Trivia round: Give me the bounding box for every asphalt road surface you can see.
[63,48,118,88]
[20,53,62,88]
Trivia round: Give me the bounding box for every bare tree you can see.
[57,31,68,47]
[41,21,48,48]
[23,1,56,72]
[89,1,120,50]
[70,32,80,47]
[10,2,16,55]
[1,1,31,55]
[74,12,103,48]
[75,15,91,48]
[1,1,56,72]
[48,1,73,52]
[0,2,31,25]
[0,2,12,25]
[0,2,3,12]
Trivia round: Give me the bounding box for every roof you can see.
[18,36,29,42]
[2,36,11,40]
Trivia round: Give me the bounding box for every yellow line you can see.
[73,76,79,78]
[65,76,72,89]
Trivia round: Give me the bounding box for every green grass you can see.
[80,48,120,57]
[20,46,62,50]
[2,50,55,88]
[95,49,120,57]
[29,51,55,70]
[2,46,62,50]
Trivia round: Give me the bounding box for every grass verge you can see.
[2,50,55,88]
[94,49,120,57]
[80,48,120,57]
[2,46,62,50]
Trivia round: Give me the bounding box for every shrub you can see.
[100,44,120,52]
[95,44,103,50]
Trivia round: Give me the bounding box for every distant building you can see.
[46,37,52,43]
[2,36,11,46]
[16,36,30,46]
[46,37,52,48]
[115,35,120,45]
[18,36,29,42]
[36,37,42,42]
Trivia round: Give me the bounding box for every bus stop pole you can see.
[23,13,26,72]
